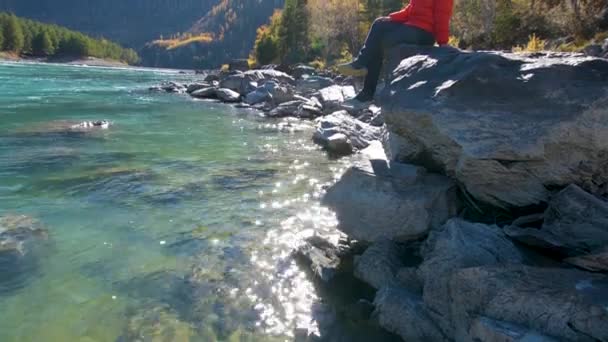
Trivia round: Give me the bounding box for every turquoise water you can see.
[0,62,350,341]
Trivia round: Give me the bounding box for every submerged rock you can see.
[119,305,197,342]
[381,46,608,208]
[312,111,380,155]
[293,235,350,283]
[419,218,525,335]
[0,215,49,293]
[505,184,608,271]
[323,142,460,243]
[450,265,608,341]
[70,120,111,130]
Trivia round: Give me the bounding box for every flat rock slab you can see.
[380,46,608,208]
[323,142,460,243]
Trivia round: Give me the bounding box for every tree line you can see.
[252,0,607,66]
[0,12,139,64]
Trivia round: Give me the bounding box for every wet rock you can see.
[119,305,197,342]
[293,235,350,283]
[244,88,269,105]
[186,83,211,94]
[419,219,525,335]
[267,100,303,118]
[354,240,403,290]
[374,287,448,342]
[323,142,460,243]
[468,316,559,342]
[316,85,356,113]
[381,46,608,208]
[70,120,111,130]
[450,265,608,341]
[312,111,380,155]
[215,88,241,103]
[584,44,603,57]
[0,215,49,293]
[505,184,608,271]
[190,87,218,99]
[246,81,295,106]
[160,81,187,93]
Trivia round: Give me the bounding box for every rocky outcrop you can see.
[419,219,525,335]
[506,184,608,272]
[323,142,460,242]
[354,240,403,290]
[380,46,608,208]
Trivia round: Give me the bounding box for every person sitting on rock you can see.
[338,0,454,104]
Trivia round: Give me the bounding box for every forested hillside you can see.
[0,12,139,64]
[140,0,285,69]
[0,0,217,47]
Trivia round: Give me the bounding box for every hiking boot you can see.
[337,61,368,77]
[342,92,374,111]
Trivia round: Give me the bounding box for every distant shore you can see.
[0,52,129,68]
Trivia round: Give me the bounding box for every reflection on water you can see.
[0,62,353,341]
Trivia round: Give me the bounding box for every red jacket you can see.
[389,0,454,45]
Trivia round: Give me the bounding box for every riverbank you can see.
[152,46,608,341]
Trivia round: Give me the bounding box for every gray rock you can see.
[316,85,356,113]
[244,69,295,85]
[603,38,608,52]
[244,88,270,105]
[505,184,608,271]
[419,219,525,335]
[263,81,296,105]
[204,73,220,83]
[70,120,111,130]
[450,265,608,341]
[354,240,403,289]
[395,267,423,294]
[292,65,317,79]
[312,111,380,154]
[190,87,218,99]
[583,44,603,57]
[267,100,303,118]
[219,72,246,93]
[374,287,448,342]
[215,88,241,103]
[323,142,460,243]
[293,236,348,283]
[565,247,608,272]
[324,133,352,156]
[186,82,211,94]
[380,46,608,208]
[468,316,559,342]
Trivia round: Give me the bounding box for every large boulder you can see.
[418,218,525,335]
[323,142,460,243]
[449,265,608,341]
[506,184,608,272]
[312,111,381,155]
[316,85,356,113]
[215,88,241,103]
[190,87,218,99]
[380,46,608,208]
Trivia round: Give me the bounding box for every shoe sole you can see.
[337,65,368,77]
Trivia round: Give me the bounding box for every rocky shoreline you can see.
[152,46,608,341]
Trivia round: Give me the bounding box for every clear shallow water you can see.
[0,62,352,341]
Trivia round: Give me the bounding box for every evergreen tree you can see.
[0,26,4,50]
[3,14,25,53]
[32,30,55,56]
[277,0,310,63]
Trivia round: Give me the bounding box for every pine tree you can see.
[32,30,55,56]
[3,14,25,53]
[277,0,310,63]
[0,26,4,50]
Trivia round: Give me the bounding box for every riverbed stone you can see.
[380,46,608,208]
[354,240,403,290]
[312,111,380,155]
[323,142,460,243]
[450,265,608,341]
[374,287,448,342]
[419,218,525,335]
